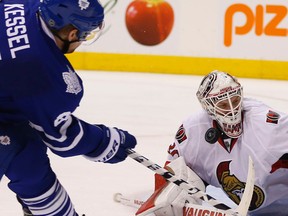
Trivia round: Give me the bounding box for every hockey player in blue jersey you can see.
[0,0,137,215]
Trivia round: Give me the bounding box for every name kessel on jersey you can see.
[4,4,31,59]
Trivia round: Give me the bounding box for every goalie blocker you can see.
[136,157,207,216]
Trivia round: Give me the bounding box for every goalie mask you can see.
[196,71,243,138]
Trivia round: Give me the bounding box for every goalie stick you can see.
[126,149,255,216]
[113,193,144,208]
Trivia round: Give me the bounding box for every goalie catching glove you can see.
[136,156,206,216]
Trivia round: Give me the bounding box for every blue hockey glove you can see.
[84,125,137,164]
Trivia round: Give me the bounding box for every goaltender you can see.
[137,70,288,216]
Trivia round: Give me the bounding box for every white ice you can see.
[0,71,287,215]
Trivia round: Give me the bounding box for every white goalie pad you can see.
[136,156,206,216]
[183,202,232,216]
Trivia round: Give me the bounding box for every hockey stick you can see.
[113,193,144,208]
[235,156,254,215]
[126,149,254,216]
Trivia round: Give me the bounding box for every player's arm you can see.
[14,92,136,164]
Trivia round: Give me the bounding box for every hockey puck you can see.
[205,128,220,144]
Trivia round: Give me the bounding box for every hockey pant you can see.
[3,122,78,216]
[0,123,25,180]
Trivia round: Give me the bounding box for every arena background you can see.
[67,0,288,80]
[1,0,288,215]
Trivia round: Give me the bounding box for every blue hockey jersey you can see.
[0,0,107,158]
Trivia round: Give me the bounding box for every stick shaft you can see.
[114,193,144,208]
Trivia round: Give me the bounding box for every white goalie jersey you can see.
[167,98,288,215]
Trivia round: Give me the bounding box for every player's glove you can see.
[84,125,137,164]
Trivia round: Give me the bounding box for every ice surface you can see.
[1,71,287,215]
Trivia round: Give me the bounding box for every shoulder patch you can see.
[175,124,187,144]
[62,66,82,95]
[266,110,280,124]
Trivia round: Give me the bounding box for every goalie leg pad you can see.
[136,156,205,216]
[184,203,230,216]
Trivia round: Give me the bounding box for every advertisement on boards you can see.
[78,0,181,55]
[219,0,288,61]
[78,0,288,61]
